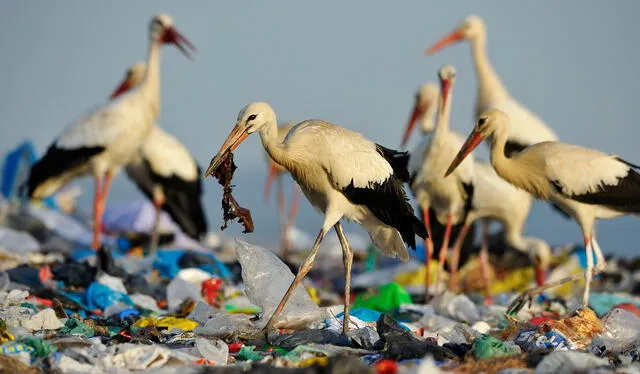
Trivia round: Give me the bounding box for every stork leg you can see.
[435,214,453,295]
[262,228,325,336]
[334,222,354,336]
[422,207,434,302]
[149,192,164,254]
[591,232,607,272]
[448,223,472,291]
[583,234,594,307]
[276,177,289,257]
[91,171,113,251]
[479,221,492,299]
[91,175,103,250]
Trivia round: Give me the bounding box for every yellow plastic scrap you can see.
[307,287,320,305]
[487,267,535,295]
[133,317,199,332]
[0,319,14,344]
[393,261,441,287]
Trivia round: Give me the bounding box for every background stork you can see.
[402,81,476,298]
[448,161,552,293]
[110,62,207,252]
[263,121,302,257]
[408,66,474,298]
[204,102,427,336]
[25,14,195,251]
[446,109,640,306]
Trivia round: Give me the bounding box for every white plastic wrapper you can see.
[235,239,327,329]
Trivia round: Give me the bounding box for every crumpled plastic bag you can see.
[85,282,134,311]
[21,308,63,331]
[235,240,326,329]
[0,226,40,254]
[590,307,640,355]
[471,334,521,360]
[102,343,199,371]
[196,337,228,364]
[535,351,610,374]
[431,291,480,323]
[133,317,199,332]
[166,277,203,311]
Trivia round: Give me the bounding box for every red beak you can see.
[425,30,464,55]
[400,101,425,148]
[444,129,484,177]
[163,26,197,59]
[534,264,546,287]
[109,79,131,99]
[264,162,280,202]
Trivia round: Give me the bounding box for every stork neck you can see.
[434,88,452,139]
[259,117,287,169]
[489,125,517,185]
[420,105,437,134]
[470,35,508,103]
[139,40,162,119]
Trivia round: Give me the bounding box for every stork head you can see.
[438,65,456,110]
[524,238,551,286]
[204,102,277,178]
[401,82,438,148]
[444,109,508,177]
[110,61,146,99]
[149,14,196,59]
[426,15,486,55]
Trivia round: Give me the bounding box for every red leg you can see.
[449,224,471,291]
[435,214,453,295]
[276,177,289,257]
[288,185,301,224]
[93,171,113,252]
[91,175,103,250]
[423,208,434,302]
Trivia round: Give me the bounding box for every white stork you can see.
[448,161,552,292]
[204,102,427,336]
[408,66,474,297]
[263,121,302,257]
[426,15,558,155]
[445,109,640,306]
[110,62,207,251]
[25,14,195,251]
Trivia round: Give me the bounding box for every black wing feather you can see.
[26,144,105,197]
[130,158,208,240]
[503,140,528,158]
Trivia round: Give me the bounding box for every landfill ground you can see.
[1,206,640,374]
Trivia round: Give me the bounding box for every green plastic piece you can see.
[58,318,95,338]
[352,282,412,313]
[20,303,38,312]
[16,337,57,358]
[471,334,521,360]
[237,345,263,361]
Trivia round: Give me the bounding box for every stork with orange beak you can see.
[264,121,302,257]
[445,109,640,307]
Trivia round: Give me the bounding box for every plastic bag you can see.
[235,240,326,329]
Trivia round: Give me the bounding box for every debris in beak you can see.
[211,151,254,233]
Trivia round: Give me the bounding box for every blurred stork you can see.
[407,66,474,298]
[448,161,551,293]
[402,81,477,298]
[110,62,207,252]
[263,121,302,257]
[205,102,427,336]
[26,14,195,251]
[446,109,640,306]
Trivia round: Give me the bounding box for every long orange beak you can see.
[400,101,426,148]
[264,162,280,202]
[444,129,484,177]
[203,124,250,178]
[425,30,463,55]
[163,26,197,59]
[110,78,132,99]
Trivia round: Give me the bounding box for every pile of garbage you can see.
[2,203,640,373]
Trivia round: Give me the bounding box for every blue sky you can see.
[1,1,639,255]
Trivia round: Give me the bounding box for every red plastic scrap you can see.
[195,358,216,365]
[201,278,223,305]
[376,359,398,374]
[29,296,53,307]
[615,303,640,318]
[38,265,54,283]
[530,316,554,325]
[228,342,244,353]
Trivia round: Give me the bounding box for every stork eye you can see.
[247,114,257,121]
[478,118,486,126]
